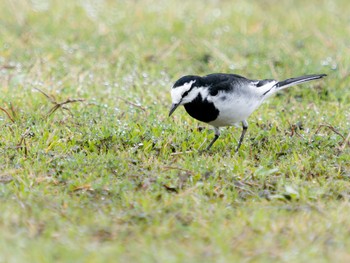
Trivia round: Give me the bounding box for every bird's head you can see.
[169,75,202,116]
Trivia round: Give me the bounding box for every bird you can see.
[168,72,327,152]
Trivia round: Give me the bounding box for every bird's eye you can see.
[182,90,189,97]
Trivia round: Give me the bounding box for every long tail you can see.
[276,74,327,89]
[263,74,326,96]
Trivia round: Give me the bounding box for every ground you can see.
[0,0,350,262]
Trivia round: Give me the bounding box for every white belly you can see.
[208,93,263,127]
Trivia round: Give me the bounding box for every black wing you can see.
[203,73,249,84]
[202,73,255,96]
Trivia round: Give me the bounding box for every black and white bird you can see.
[169,73,326,152]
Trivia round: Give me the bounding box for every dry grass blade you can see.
[34,87,55,103]
[162,166,194,175]
[339,131,350,151]
[0,106,15,123]
[73,184,93,192]
[202,40,231,66]
[0,175,13,184]
[170,150,193,156]
[159,40,181,60]
[9,103,17,119]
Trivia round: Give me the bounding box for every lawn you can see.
[1,0,350,262]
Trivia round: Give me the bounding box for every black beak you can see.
[168,103,180,117]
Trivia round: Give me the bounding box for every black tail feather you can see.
[276,74,327,89]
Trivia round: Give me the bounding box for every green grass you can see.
[1,0,350,262]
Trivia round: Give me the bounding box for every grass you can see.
[0,0,350,262]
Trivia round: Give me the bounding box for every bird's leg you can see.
[206,127,220,150]
[236,121,248,152]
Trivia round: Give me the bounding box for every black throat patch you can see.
[184,93,219,123]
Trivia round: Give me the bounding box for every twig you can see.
[286,120,304,138]
[46,98,85,117]
[0,64,16,70]
[115,96,147,112]
[287,120,294,137]
[0,106,15,123]
[35,88,85,117]
[17,128,31,157]
[163,184,178,193]
[313,124,345,141]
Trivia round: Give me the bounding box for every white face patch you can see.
[170,80,196,104]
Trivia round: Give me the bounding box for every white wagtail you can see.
[169,73,327,151]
